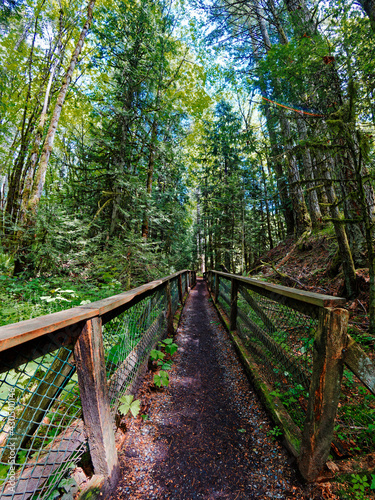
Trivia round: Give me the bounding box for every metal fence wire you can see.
[0,274,184,499]
[170,279,179,315]
[217,275,317,429]
[0,346,84,499]
[181,274,187,296]
[104,288,167,413]
[335,369,375,457]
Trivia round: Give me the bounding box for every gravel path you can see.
[110,279,327,499]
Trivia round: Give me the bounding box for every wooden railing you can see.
[0,270,196,499]
[207,270,375,481]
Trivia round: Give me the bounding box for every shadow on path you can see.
[110,279,311,499]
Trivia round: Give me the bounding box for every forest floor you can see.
[109,279,335,500]
[251,231,372,341]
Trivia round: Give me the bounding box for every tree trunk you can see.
[19,54,61,225]
[28,0,96,213]
[357,0,375,31]
[142,120,157,240]
[260,161,274,249]
[296,118,322,227]
[280,114,312,237]
[251,18,295,235]
[321,157,357,298]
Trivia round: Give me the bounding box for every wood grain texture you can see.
[212,271,346,309]
[345,336,375,395]
[74,317,119,488]
[0,270,189,352]
[0,322,83,373]
[298,307,349,481]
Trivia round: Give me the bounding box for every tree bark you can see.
[296,118,322,227]
[357,0,375,31]
[142,120,157,240]
[321,156,357,298]
[28,0,96,213]
[280,113,312,237]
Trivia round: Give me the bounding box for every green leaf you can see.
[150,349,165,361]
[154,374,162,388]
[130,399,141,418]
[118,403,130,415]
[154,370,169,388]
[165,343,178,355]
[118,394,140,417]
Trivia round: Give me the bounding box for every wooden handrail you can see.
[211,270,346,309]
[0,268,196,497]
[0,270,189,352]
[207,269,350,482]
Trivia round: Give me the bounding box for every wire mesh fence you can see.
[104,288,167,413]
[237,286,316,429]
[217,276,231,317]
[170,279,179,316]
[210,270,375,474]
[216,274,318,430]
[0,346,85,499]
[334,369,375,457]
[0,271,190,499]
[181,274,186,296]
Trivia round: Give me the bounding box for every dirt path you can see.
[110,279,326,499]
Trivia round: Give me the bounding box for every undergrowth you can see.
[0,275,123,327]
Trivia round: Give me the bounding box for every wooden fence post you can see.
[298,307,349,481]
[166,280,174,336]
[178,274,183,304]
[215,273,220,302]
[74,316,119,490]
[185,271,189,294]
[230,278,239,331]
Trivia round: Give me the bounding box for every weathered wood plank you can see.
[298,307,349,482]
[1,348,75,463]
[344,336,375,395]
[74,317,119,488]
[230,278,239,331]
[212,271,346,310]
[2,420,86,499]
[0,307,99,353]
[0,322,84,374]
[0,270,189,352]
